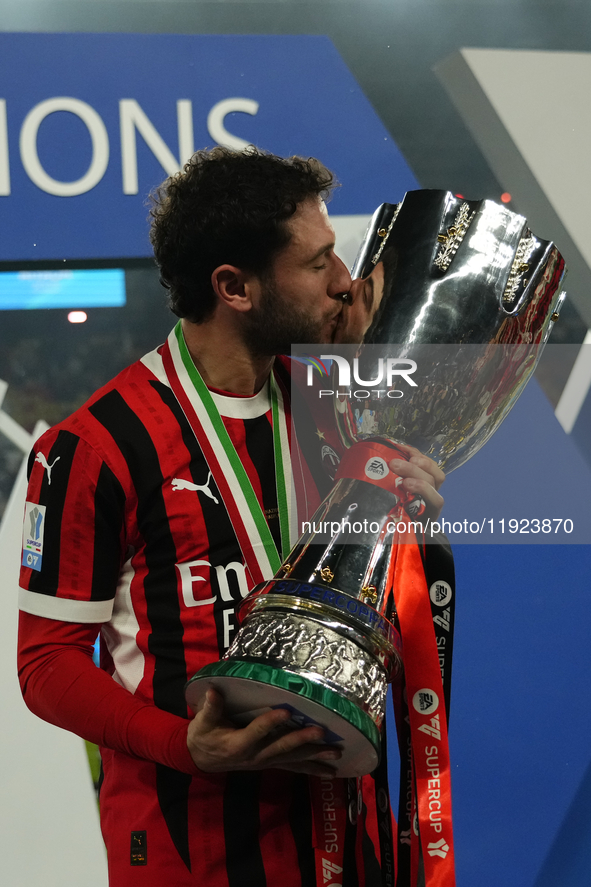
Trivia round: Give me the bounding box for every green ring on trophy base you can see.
[185,659,381,777]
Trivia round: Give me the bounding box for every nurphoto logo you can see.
[303,353,418,399]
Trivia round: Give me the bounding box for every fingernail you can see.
[317,750,341,760]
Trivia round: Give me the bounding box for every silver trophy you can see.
[186,190,567,776]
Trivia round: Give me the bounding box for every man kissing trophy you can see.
[186,190,566,886]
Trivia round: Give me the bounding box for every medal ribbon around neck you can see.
[162,322,296,585]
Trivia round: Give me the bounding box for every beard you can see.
[242,276,333,356]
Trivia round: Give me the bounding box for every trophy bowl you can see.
[186,569,402,775]
[331,189,567,472]
[185,190,567,777]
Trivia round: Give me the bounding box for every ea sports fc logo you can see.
[364,457,389,481]
[412,688,439,715]
[427,838,450,859]
[429,580,452,607]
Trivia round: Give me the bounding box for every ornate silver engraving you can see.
[245,592,400,678]
[502,231,537,306]
[370,203,401,267]
[434,202,476,272]
[226,612,388,720]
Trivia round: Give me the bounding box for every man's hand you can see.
[389,444,445,521]
[187,688,342,776]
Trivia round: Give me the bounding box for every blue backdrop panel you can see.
[450,543,591,887]
[533,755,591,887]
[0,33,418,261]
[442,378,591,545]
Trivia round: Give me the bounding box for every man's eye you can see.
[313,263,327,270]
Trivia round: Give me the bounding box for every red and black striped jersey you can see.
[20,347,291,671]
[18,341,389,886]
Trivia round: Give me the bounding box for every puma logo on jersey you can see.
[171,471,219,505]
[35,452,60,485]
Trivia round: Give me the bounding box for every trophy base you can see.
[185,660,381,777]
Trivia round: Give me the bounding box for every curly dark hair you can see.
[149,146,337,323]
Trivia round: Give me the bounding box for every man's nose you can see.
[329,253,353,301]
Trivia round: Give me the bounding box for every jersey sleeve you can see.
[18,611,199,775]
[19,427,126,623]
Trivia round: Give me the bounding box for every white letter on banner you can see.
[19,97,109,196]
[120,99,194,195]
[176,559,216,607]
[0,100,9,195]
[207,98,259,151]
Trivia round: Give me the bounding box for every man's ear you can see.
[211,264,258,314]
